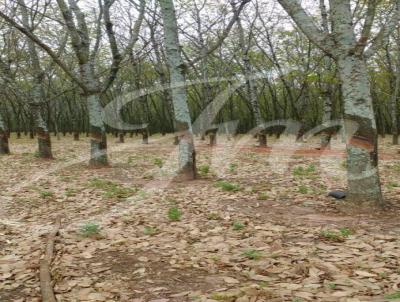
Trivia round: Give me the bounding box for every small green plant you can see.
[65,188,78,197]
[40,190,54,199]
[270,253,280,259]
[258,192,269,200]
[386,182,400,189]
[80,222,100,237]
[229,163,238,173]
[293,164,316,177]
[59,175,73,182]
[258,281,268,288]
[242,249,263,260]
[319,230,345,242]
[208,212,222,220]
[292,298,304,302]
[168,207,182,221]
[153,158,163,168]
[144,226,159,236]
[232,221,245,230]
[328,283,337,289]
[210,292,239,301]
[215,180,240,192]
[379,272,388,279]
[339,227,352,238]
[392,163,400,172]
[127,156,136,164]
[89,178,136,199]
[298,185,309,194]
[385,291,400,300]
[198,164,210,176]
[103,186,135,199]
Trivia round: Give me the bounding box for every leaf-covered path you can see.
[1,135,400,302]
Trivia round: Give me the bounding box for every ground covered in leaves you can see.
[1,134,400,302]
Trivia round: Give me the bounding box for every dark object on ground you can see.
[328,191,346,199]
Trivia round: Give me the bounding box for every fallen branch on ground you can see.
[40,215,62,302]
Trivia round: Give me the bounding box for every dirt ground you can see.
[0,134,399,302]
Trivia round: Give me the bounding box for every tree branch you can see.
[364,0,400,58]
[0,10,87,93]
[277,0,335,57]
[189,0,251,66]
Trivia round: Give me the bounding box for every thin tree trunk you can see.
[142,128,149,144]
[0,113,10,154]
[237,18,265,146]
[19,0,53,159]
[390,55,400,145]
[321,89,333,149]
[30,102,53,159]
[87,93,108,167]
[159,0,196,179]
[337,55,383,206]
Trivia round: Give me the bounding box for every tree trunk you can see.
[73,132,80,141]
[337,55,383,206]
[142,128,149,144]
[160,0,196,180]
[321,91,333,149]
[87,93,108,167]
[30,103,53,159]
[209,132,217,146]
[237,19,264,146]
[19,0,53,159]
[258,132,267,147]
[119,132,125,143]
[390,59,400,145]
[0,114,10,154]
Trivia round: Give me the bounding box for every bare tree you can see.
[159,0,196,179]
[18,0,53,159]
[0,0,145,166]
[277,0,400,206]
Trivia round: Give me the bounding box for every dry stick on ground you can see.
[40,215,62,302]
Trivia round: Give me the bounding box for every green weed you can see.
[40,190,54,199]
[144,226,159,236]
[258,192,269,200]
[385,292,400,300]
[229,163,238,173]
[153,158,163,168]
[319,230,346,242]
[293,164,316,177]
[198,164,210,176]
[298,185,309,194]
[80,222,100,237]
[168,207,182,221]
[232,221,245,230]
[386,182,400,189]
[242,249,263,260]
[208,212,222,220]
[215,180,241,192]
[65,188,78,197]
[89,178,136,199]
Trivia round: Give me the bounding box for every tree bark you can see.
[19,0,53,159]
[119,132,125,143]
[159,0,196,180]
[277,0,388,207]
[142,128,149,144]
[0,113,10,154]
[87,93,108,167]
[390,50,400,145]
[337,55,383,206]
